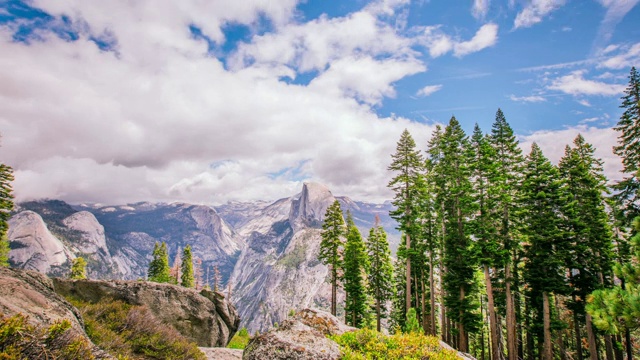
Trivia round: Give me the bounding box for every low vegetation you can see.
[331,328,460,360]
[68,298,205,360]
[227,327,250,349]
[0,312,94,359]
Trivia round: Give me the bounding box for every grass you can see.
[227,327,250,349]
[67,297,205,360]
[331,328,461,360]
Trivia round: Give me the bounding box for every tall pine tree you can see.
[320,200,346,316]
[343,212,369,328]
[148,242,171,283]
[0,163,14,267]
[365,217,394,332]
[388,129,424,318]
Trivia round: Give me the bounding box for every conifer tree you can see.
[148,242,171,283]
[365,217,394,332]
[181,245,195,288]
[440,116,479,352]
[343,212,369,328]
[0,163,14,267]
[488,108,524,360]
[388,129,424,317]
[70,257,87,279]
[320,200,346,316]
[559,134,615,360]
[521,143,568,360]
[613,67,640,221]
[170,246,182,284]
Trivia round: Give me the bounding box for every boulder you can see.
[53,278,240,347]
[0,267,112,358]
[242,308,352,360]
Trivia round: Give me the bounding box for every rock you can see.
[62,211,109,255]
[199,347,243,360]
[294,308,356,336]
[52,278,240,347]
[242,319,341,360]
[0,267,112,359]
[289,182,336,232]
[8,211,73,274]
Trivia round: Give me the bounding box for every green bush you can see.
[331,328,460,360]
[0,313,94,360]
[70,298,205,360]
[227,327,250,349]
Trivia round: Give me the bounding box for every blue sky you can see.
[0,0,637,204]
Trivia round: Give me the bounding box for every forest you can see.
[319,67,640,360]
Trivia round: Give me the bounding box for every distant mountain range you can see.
[7,182,398,332]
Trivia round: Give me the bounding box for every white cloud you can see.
[599,42,640,69]
[514,0,567,29]
[509,94,546,102]
[592,0,640,53]
[418,23,499,58]
[0,1,440,205]
[472,0,490,19]
[577,99,592,107]
[547,70,626,96]
[518,126,623,183]
[416,84,443,97]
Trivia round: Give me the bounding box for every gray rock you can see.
[199,347,243,360]
[0,267,112,359]
[52,278,240,347]
[242,319,341,360]
[294,308,356,336]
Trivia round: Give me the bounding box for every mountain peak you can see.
[288,182,335,232]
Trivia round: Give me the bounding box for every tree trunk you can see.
[505,264,517,360]
[421,269,428,335]
[555,296,567,360]
[605,335,614,360]
[406,233,411,316]
[459,286,468,352]
[484,265,501,360]
[543,292,553,360]
[624,330,632,360]
[429,252,436,336]
[376,292,381,332]
[613,334,623,360]
[586,313,598,360]
[525,301,534,360]
[331,266,337,316]
[574,309,584,360]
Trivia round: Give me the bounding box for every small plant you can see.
[331,328,460,360]
[70,257,87,279]
[227,327,250,349]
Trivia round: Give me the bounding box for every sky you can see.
[0,0,638,205]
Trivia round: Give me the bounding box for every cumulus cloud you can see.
[416,84,443,97]
[547,70,626,96]
[418,23,499,58]
[0,0,441,205]
[509,94,546,102]
[514,0,567,29]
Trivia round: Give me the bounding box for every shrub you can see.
[70,298,205,360]
[227,327,250,349]
[0,313,94,360]
[331,328,460,360]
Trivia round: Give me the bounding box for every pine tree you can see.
[194,258,204,290]
[181,245,195,288]
[170,246,182,284]
[521,143,568,360]
[439,116,479,352]
[365,217,394,332]
[320,200,346,316]
[559,134,615,360]
[0,163,14,267]
[148,242,171,283]
[488,108,524,360]
[613,67,640,221]
[70,257,87,280]
[213,265,222,292]
[388,129,424,318]
[469,123,502,360]
[343,212,369,328]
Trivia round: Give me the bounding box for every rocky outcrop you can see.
[0,267,112,358]
[53,278,240,347]
[242,308,351,360]
[289,182,336,232]
[8,211,73,274]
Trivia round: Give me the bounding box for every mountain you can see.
[7,183,398,333]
